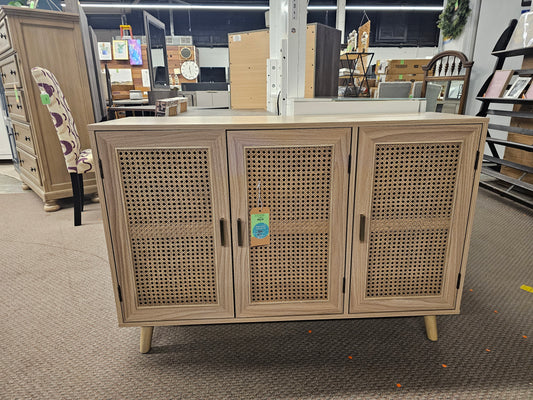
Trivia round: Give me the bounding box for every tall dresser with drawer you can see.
[0,6,96,211]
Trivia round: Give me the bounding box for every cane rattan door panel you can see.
[350,124,482,313]
[228,128,351,317]
[96,130,233,323]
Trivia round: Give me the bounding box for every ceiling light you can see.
[71,3,270,10]
[309,6,443,11]
[69,3,443,12]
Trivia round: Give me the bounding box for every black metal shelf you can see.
[483,155,533,174]
[475,19,533,208]
[476,97,533,104]
[492,46,533,58]
[339,52,374,97]
[485,137,533,152]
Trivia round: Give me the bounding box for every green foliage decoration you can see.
[438,0,472,40]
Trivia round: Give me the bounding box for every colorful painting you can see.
[112,40,129,60]
[128,39,143,66]
[98,42,112,61]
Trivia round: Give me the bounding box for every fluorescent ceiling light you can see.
[70,3,444,12]
[72,3,270,10]
[311,6,443,11]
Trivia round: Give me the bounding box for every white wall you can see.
[197,47,229,80]
[466,0,525,157]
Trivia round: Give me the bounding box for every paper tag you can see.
[13,84,19,103]
[232,35,241,42]
[400,59,405,65]
[40,93,50,105]
[250,207,270,247]
[399,74,403,80]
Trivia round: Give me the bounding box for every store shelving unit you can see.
[339,52,374,97]
[475,19,533,207]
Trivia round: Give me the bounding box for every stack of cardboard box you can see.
[376,59,429,83]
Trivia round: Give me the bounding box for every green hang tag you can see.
[400,59,405,65]
[40,93,50,105]
[14,85,19,103]
[250,207,270,247]
[454,1,459,11]
[399,74,403,80]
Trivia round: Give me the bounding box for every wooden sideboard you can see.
[88,113,488,353]
[0,6,96,211]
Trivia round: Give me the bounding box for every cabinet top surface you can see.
[89,112,488,132]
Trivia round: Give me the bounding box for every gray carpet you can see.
[0,189,531,399]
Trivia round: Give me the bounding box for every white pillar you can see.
[267,0,307,115]
[336,0,346,44]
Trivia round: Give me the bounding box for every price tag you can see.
[250,207,270,247]
[40,93,50,105]
[13,84,19,103]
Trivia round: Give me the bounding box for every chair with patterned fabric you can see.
[31,67,93,226]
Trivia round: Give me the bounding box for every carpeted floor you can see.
[0,188,531,399]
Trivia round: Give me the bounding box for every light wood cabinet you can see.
[89,114,487,352]
[0,6,96,211]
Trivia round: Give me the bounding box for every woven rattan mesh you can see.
[366,143,461,298]
[118,149,217,306]
[246,146,333,303]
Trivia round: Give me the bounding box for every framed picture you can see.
[112,39,129,60]
[506,12,533,50]
[524,82,533,99]
[484,70,513,98]
[97,42,112,61]
[504,77,531,98]
[128,39,143,66]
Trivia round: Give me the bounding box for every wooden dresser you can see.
[89,113,488,353]
[0,6,96,211]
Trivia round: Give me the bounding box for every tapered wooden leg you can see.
[140,326,154,353]
[424,316,438,341]
[21,182,30,190]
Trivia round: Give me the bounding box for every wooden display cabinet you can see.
[0,6,97,211]
[89,113,487,353]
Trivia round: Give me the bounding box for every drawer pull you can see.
[24,136,30,141]
[359,214,366,242]
[13,130,18,137]
[16,104,22,110]
[10,70,16,75]
[19,159,24,165]
[7,103,11,109]
[219,218,226,247]
[0,33,6,39]
[30,167,36,172]
[1,73,5,78]
[237,218,243,247]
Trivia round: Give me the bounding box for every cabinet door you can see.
[97,130,233,323]
[350,124,482,313]
[228,128,351,317]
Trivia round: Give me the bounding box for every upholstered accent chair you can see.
[31,67,93,226]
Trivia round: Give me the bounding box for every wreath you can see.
[437,0,471,40]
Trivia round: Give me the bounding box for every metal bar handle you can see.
[219,218,225,247]
[237,218,243,247]
[359,214,366,242]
